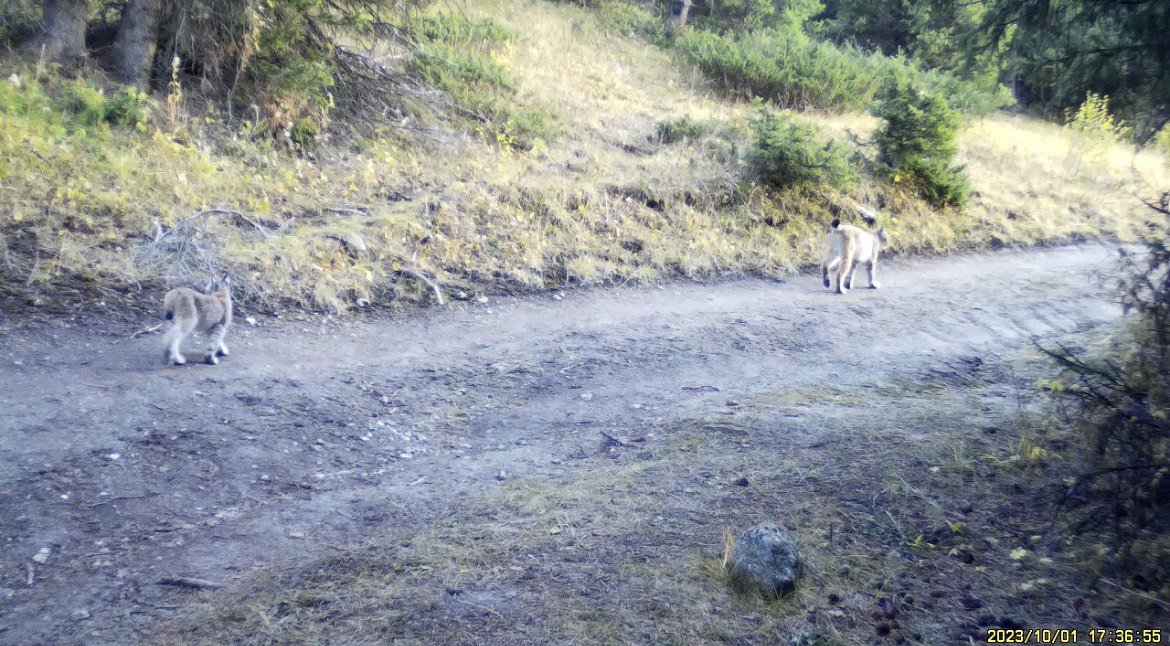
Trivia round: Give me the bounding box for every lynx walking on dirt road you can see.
[821,219,887,294]
[162,276,233,365]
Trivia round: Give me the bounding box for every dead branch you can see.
[157,577,225,590]
[399,267,446,305]
[130,324,163,339]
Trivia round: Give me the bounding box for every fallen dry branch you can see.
[157,577,225,590]
[399,267,446,305]
[130,324,163,339]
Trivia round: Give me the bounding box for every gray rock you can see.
[727,522,801,597]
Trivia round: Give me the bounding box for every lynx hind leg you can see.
[868,258,881,289]
[823,257,840,289]
[162,322,187,365]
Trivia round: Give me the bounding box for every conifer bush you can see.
[748,107,855,191]
[871,75,968,208]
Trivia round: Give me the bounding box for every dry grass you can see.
[2,0,1167,315]
[156,350,1168,644]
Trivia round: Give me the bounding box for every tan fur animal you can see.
[162,276,233,365]
[821,219,887,294]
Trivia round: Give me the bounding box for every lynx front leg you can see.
[214,326,230,357]
[868,257,881,289]
[204,323,226,365]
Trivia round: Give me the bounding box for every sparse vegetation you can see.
[1039,194,1170,597]
[669,22,1011,116]
[1,0,1167,315]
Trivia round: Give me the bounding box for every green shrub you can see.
[671,27,1010,116]
[748,108,855,191]
[1065,92,1132,144]
[416,12,518,47]
[1040,200,1170,557]
[674,29,881,112]
[57,80,108,125]
[102,86,150,129]
[53,80,151,130]
[656,116,717,144]
[593,1,662,38]
[871,75,968,208]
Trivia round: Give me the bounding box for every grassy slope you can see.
[1,0,1166,315]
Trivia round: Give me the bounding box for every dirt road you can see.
[0,246,1126,644]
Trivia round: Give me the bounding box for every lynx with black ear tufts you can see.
[161,275,233,365]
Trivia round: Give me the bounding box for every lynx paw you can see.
[169,354,186,366]
[216,344,230,357]
[870,282,881,289]
[205,353,219,366]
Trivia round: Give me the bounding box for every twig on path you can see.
[130,324,163,339]
[399,267,446,305]
[1099,577,1170,610]
[601,430,643,447]
[453,598,504,620]
[157,577,225,590]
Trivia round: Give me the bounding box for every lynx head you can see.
[205,275,232,297]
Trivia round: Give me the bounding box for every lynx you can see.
[821,219,887,294]
[162,276,232,365]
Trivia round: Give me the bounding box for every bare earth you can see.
[0,246,1134,644]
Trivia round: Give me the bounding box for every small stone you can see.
[580,393,594,401]
[71,609,90,621]
[0,587,15,599]
[726,399,739,407]
[245,316,257,326]
[476,296,489,304]
[288,532,305,539]
[107,453,120,460]
[733,477,750,487]
[31,547,50,565]
[496,470,508,481]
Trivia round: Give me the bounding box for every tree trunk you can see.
[112,0,162,87]
[663,0,693,34]
[40,0,88,61]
